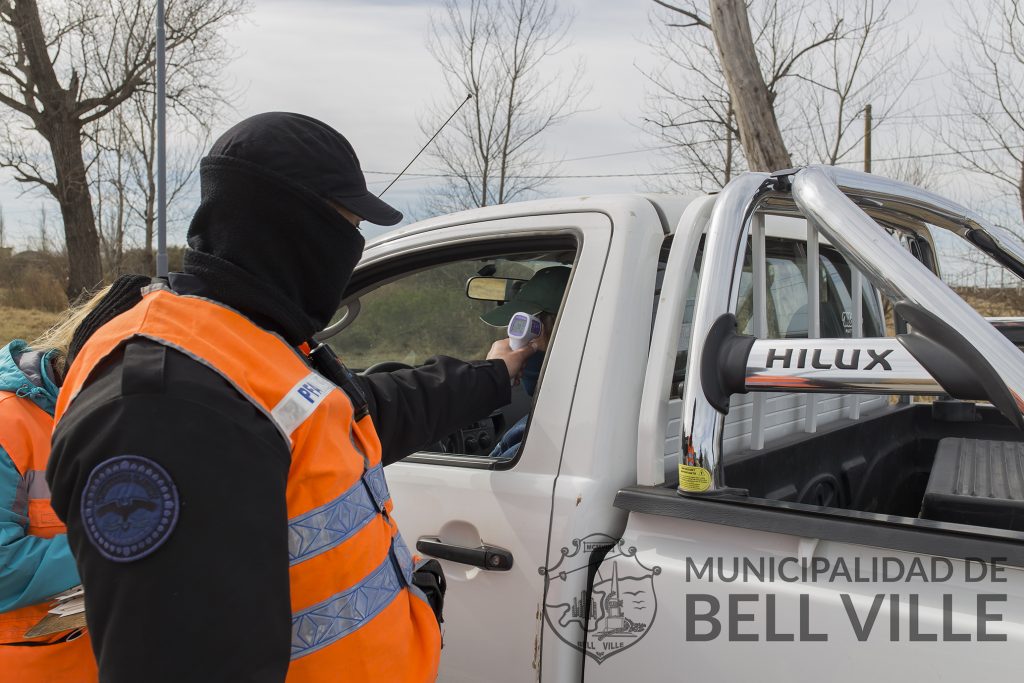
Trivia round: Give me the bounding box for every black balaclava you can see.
[67,113,393,362]
[182,155,364,345]
[179,111,405,345]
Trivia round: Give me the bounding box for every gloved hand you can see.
[412,558,447,626]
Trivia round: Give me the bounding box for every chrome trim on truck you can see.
[793,167,1024,414]
[681,166,1024,495]
[745,337,944,395]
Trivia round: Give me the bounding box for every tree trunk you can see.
[1018,157,1024,226]
[48,120,103,298]
[11,0,103,298]
[709,0,792,171]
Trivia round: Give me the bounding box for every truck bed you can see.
[618,403,1024,566]
[727,402,1024,516]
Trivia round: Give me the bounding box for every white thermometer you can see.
[507,311,542,350]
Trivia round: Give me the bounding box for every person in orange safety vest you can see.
[0,286,111,683]
[45,112,536,682]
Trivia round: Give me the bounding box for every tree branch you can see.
[652,0,710,29]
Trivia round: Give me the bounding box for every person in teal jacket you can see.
[1,288,109,679]
[0,339,79,616]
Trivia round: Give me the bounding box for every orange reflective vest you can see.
[0,390,98,682]
[55,286,441,682]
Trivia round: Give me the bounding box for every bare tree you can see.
[0,0,246,296]
[92,109,130,273]
[941,0,1024,223]
[89,23,227,277]
[424,0,586,214]
[91,97,210,276]
[0,201,6,248]
[641,3,737,188]
[872,133,941,190]
[643,0,916,188]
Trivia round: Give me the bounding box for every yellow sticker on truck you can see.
[678,464,712,492]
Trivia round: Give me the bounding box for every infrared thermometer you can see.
[508,311,542,350]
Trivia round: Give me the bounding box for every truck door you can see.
[321,212,612,681]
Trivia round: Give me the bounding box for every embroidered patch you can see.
[81,455,179,562]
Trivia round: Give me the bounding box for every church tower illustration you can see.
[603,562,625,631]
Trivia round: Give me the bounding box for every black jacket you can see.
[46,286,510,682]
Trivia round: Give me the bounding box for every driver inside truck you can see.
[481,265,570,459]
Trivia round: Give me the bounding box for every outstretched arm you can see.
[355,339,535,464]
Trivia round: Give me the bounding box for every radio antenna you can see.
[379,92,472,197]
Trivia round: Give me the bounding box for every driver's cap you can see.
[481,266,570,327]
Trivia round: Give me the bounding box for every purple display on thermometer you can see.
[508,311,543,350]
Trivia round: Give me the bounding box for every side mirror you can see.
[466,276,526,302]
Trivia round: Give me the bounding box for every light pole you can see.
[155,0,168,277]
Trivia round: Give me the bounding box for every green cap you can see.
[480,266,571,327]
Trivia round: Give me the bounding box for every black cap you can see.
[206,112,402,226]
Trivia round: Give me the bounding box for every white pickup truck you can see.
[321,166,1024,681]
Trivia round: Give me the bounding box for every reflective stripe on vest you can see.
[288,464,390,566]
[55,287,440,682]
[0,392,63,539]
[0,391,97,683]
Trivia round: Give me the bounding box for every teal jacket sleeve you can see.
[0,444,80,613]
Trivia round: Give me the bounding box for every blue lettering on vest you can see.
[297,383,323,404]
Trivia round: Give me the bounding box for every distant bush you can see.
[10,266,69,312]
[0,245,189,311]
[0,250,68,311]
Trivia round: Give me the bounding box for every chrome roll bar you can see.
[679,166,1024,495]
[679,172,771,493]
[821,167,1024,278]
[794,167,1024,410]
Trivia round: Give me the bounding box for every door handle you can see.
[416,536,514,571]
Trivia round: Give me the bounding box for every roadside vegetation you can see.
[0,246,185,343]
[2,247,1021,355]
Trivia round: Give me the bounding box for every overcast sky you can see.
[0,0,975,246]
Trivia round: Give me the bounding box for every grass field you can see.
[0,307,61,346]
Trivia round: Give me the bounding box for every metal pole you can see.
[724,99,734,184]
[156,0,168,277]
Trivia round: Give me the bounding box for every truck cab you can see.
[321,167,1024,681]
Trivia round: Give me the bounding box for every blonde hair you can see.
[31,284,113,361]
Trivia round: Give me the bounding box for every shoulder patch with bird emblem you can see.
[81,455,179,562]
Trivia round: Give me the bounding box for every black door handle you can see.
[416,536,514,571]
